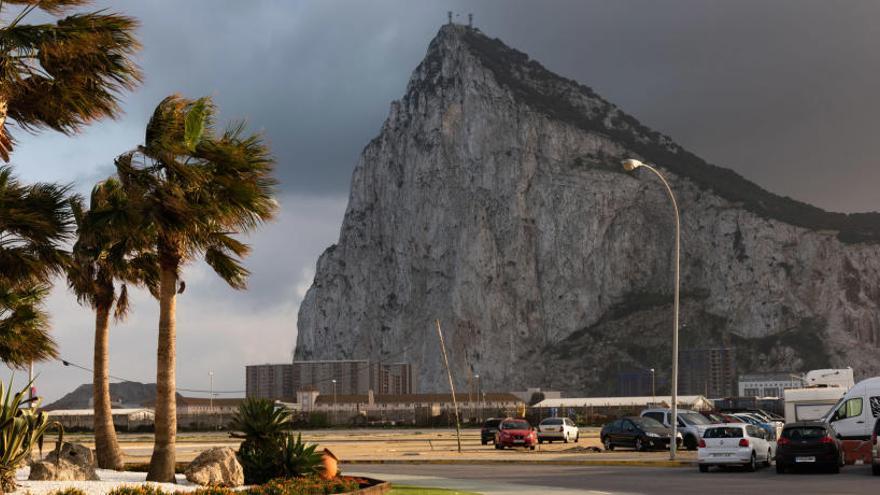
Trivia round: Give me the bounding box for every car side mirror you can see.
[836,433,843,440]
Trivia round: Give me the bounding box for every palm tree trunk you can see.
[93,301,124,469]
[146,265,178,482]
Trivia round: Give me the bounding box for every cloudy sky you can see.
[6,0,880,402]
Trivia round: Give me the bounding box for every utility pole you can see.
[436,319,462,453]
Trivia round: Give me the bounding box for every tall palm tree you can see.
[0,166,72,366]
[116,95,277,482]
[0,0,142,161]
[67,179,157,469]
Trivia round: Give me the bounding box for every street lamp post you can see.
[331,379,337,426]
[474,374,481,421]
[650,368,656,404]
[209,371,214,412]
[622,158,681,460]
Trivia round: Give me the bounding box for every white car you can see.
[537,417,579,443]
[698,423,776,472]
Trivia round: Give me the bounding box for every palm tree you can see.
[0,166,72,367]
[116,95,277,482]
[0,0,142,161]
[67,178,158,469]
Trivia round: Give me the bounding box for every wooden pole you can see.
[436,319,462,453]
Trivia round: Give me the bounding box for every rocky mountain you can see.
[295,24,880,396]
[44,382,159,410]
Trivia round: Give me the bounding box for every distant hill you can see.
[44,382,162,410]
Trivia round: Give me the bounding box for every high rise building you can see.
[246,364,295,400]
[369,362,417,395]
[679,347,737,398]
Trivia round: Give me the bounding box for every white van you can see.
[824,377,880,440]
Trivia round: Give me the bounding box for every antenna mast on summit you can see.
[447,11,453,24]
[468,13,473,27]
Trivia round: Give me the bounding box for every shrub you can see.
[231,399,323,484]
[278,434,323,478]
[0,379,64,492]
[245,476,358,495]
[107,486,169,495]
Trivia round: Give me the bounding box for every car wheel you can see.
[830,462,840,474]
[684,435,698,451]
[529,445,536,451]
[764,449,772,467]
[603,436,614,451]
[746,452,757,472]
[698,464,709,473]
[564,434,569,444]
[635,438,644,452]
[481,439,487,446]
[775,462,785,474]
[873,463,880,476]
[575,433,579,443]
[494,443,503,450]
[538,438,543,444]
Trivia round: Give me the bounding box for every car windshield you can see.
[502,420,530,430]
[782,427,827,440]
[680,412,711,425]
[704,427,743,439]
[734,415,758,425]
[541,418,563,425]
[484,419,501,428]
[631,417,664,428]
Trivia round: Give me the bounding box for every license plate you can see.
[514,439,524,443]
[795,456,816,463]
[713,453,733,457]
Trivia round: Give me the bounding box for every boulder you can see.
[44,442,96,470]
[28,459,99,481]
[185,447,244,487]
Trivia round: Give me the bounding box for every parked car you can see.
[600,416,681,451]
[698,423,775,472]
[730,413,779,439]
[494,417,537,450]
[480,418,502,445]
[872,416,880,476]
[537,417,579,443]
[776,422,845,474]
[641,408,712,450]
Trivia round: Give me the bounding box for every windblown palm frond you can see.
[0,1,142,161]
[0,167,72,367]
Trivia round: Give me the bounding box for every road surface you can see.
[348,462,875,494]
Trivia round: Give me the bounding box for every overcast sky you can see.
[6,0,879,402]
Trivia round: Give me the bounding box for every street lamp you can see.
[331,379,337,426]
[474,374,481,421]
[622,158,681,460]
[209,371,214,413]
[649,368,656,404]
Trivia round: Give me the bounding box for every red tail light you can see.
[820,436,834,444]
[777,437,790,446]
[738,438,749,447]
[698,439,706,448]
[873,431,877,445]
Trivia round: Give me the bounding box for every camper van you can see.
[784,387,846,423]
[824,376,880,441]
[803,368,855,389]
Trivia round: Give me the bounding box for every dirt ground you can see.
[61,428,696,465]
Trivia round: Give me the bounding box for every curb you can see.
[343,458,693,468]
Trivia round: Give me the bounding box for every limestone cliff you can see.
[295,24,880,396]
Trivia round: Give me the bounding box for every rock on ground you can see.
[184,447,244,487]
[28,459,99,482]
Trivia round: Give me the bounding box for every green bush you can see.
[278,434,323,478]
[246,476,358,495]
[231,399,323,484]
[0,379,64,492]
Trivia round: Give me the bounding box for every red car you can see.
[494,417,538,450]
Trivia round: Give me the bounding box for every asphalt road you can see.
[348,463,877,494]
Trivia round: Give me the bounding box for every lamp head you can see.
[622,158,645,171]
